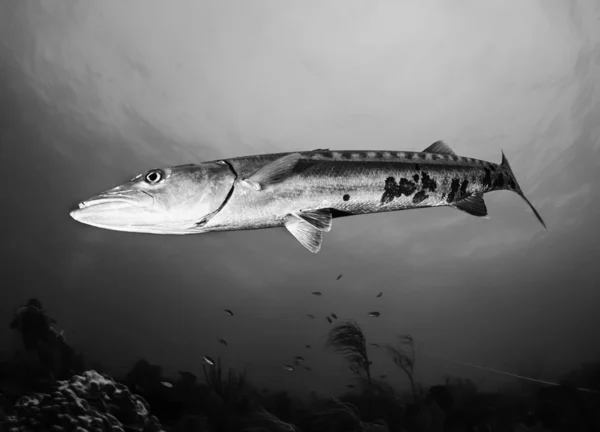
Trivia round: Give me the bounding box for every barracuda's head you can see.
[70,161,236,234]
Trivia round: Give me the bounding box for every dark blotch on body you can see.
[447,178,461,203]
[343,194,350,201]
[460,179,469,195]
[420,171,437,192]
[406,153,414,160]
[381,177,417,204]
[508,176,516,190]
[415,164,420,171]
[452,155,460,162]
[483,168,492,188]
[320,150,333,158]
[494,173,504,188]
[413,191,428,204]
[413,174,419,182]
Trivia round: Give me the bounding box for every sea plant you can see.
[385,335,417,402]
[202,357,248,408]
[326,320,372,387]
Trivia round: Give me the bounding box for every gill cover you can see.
[70,161,236,234]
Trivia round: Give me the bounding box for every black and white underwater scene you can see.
[1,1,599,431]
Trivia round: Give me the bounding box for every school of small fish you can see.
[200,272,385,380]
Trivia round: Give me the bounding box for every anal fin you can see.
[285,215,323,253]
[241,153,302,191]
[452,193,488,217]
[297,209,332,232]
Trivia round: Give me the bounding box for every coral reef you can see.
[2,299,600,431]
[1,370,164,432]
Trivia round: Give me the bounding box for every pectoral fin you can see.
[241,153,302,191]
[452,194,488,217]
[422,140,457,156]
[285,214,324,253]
[297,209,332,232]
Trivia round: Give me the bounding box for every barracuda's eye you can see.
[144,169,164,185]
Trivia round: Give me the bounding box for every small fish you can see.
[218,338,228,346]
[312,292,322,296]
[376,292,383,298]
[160,381,173,388]
[367,311,380,318]
[202,356,215,367]
[347,384,355,389]
[326,317,332,323]
[70,142,546,255]
[281,365,295,372]
[304,366,312,371]
[380,374,387,379]
[294,356,305,363]
[336,273,343,280]
[305,344,311,349]
[224,309,234,316]
[370,343,380,348]
[331,313,338,319]
[306,314,315,319]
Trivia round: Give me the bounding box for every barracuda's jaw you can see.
[69,190,158,232]
[75,195,144,210]
[71,195,139,212]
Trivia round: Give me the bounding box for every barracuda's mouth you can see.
[69,191,155,229]
[77,196,137,209]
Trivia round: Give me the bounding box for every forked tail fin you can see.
[501,150,547,230]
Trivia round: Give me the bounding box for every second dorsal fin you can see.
[422,140,457,156]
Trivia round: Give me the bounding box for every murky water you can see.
[1,1,599,430]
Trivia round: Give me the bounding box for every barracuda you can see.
[70,141,546,253]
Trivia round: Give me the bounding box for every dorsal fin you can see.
[241,153,302,191]
[296,209,332,232]
[422,140,457,155]
[452,193,488,217]
[284,214,324,253]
